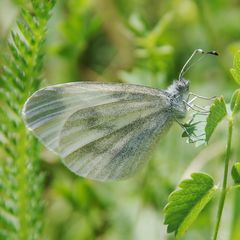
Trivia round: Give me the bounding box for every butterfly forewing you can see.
[22,82,172,180]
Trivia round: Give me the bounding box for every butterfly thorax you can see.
[165,79,189,119]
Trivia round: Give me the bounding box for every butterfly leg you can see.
[186,93,216,112]
[186,96,197,105]
[188,92,216,101]
[184,100,209,114]
[190,104,210,113]
[176,112,208,143]
[175,118,197,143]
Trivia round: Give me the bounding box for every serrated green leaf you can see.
[17,20,35,46]
[230,89,240,115]
[164,172,217,239]
[205,97,227,143]
[230,69,240,85]
[231,162,240,184]
[0,1,56,238]
[230,51,240,85]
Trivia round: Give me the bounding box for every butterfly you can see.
[22,49,218,181]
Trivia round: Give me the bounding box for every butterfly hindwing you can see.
[60,107,172,180]
[22,82,172,180]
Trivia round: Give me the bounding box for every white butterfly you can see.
[22,49,217,181]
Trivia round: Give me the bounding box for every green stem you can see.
[213,117,233,240]
[17,125,28,239]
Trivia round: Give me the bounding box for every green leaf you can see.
[0,1,55,239]
[231,162,240,184]
[205,97,227,143]
[230,89,240,115]
[164,173,217,239]
[230,51,240,85]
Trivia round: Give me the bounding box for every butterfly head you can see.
[166,78,189,98]
[176,78,189,94]
[166,79,189,119]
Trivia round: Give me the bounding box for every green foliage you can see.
[230,51,240,85]
[57,0,101,59]
[164,173,217,239]
[182,122,199,138]
[183,86,240,148]
[1,1,240,240]
[230,89,240,115]
[181,113,208,146]
[119,12,174,88]
[181,96,228,146]
[211,49,240,240]
[231,163,240,185]
[0,1,55,239]
[205,97,227,143]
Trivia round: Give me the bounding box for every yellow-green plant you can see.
[0,1,55,239]
[164,50,240,239]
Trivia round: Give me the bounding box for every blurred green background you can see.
[1,0,240,239]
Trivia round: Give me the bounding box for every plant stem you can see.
[17,125,28,239]
[213,117,233,240]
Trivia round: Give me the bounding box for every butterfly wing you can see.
[22,82,172,180]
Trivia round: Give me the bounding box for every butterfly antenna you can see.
[178,49,218,81]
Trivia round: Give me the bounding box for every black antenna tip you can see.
[207,50,219,56]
